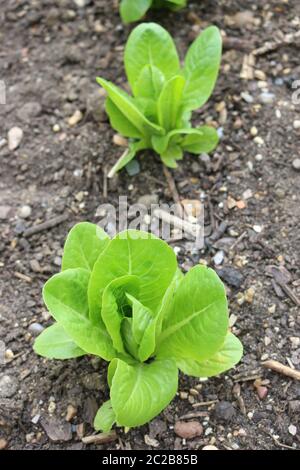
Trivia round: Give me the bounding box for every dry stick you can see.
[163,166,183,211]
[262,360,300,381]
[82,431,117,445]
[278,283,300,307]
[153,208,202,239]
[179,411,209,420]
[14,272,32,283]
[253,30,300,56]
[269,434,296,451]
[23,214,69,238]
[192,400,218,408]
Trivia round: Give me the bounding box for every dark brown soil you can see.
[0,0,300,451]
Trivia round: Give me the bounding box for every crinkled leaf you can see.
[120,0,152,23]
[94,400,116,432]
[177,332,243,377]
[158,75,185,132]
[183,26,222,112]
[43,269,116,361]
[125,23,180,93]
[33,322,85,359]
[181,126,219,154]
[88,230,177,322]
[110,358,178,427]
[156,265,229,361]
[62,222,109,272]
[96,77,164,137]
[101,275,140,353]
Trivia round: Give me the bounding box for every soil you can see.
[0,0,300,451]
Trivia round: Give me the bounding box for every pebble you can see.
[174,421,203,439]
[213,251,224,266]
[255,154,263,162]
[250,126,258,136]
[0,205,12,220]
[288,424,297,436]
[40,416,72,442]
[126,159,140,176]
[48,401,56,414]
[8,126,23,151]
[256,386,268,400]
[289,337,300,348]
[217,266,244,288]
[28,323,44,336]
[113,134,128,147]
[254,136,264,145]
[202,445,218,450]
[68,109,83,126]
[0,438,8,450]
[179,391,188,400]
[242,189,253,200]
[227,196,236,209]
[66,404,77,422]
[30,259,42,273]
[253,225,263,233]
[241,92,254,103]
[214,401,235,423]
[0,374,18,398]
[18,204,32,219]
[245,287,255,303]
[53,124,60,133]
[144,434,160,447]
[259,92,275,104]
[17,102,42,121]
[293,120,300,129]
[292,158,300,171]
[73,0,90,7]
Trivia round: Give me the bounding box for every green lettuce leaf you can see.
[94,400,116,432]
[156,265,229,362]
[120,0,152,23]
[157,75,185,132]
[110,358,178,427]
[62,222,109,272]
[124,23,180,92]
[181,126,219,154]
[177,332,243,377]
[33,322,85,359]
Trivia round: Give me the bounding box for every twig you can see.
[233,369,262,382]
[253,30,300,56]
[230,230,247,251]
[163,166,182,212]
[14,271,32,283]
[262,360,300,381]
[179,411,209,420]
[23,214,69,238]
[269,434,296,450]
[223,36,255,52]
[153,208,202,239]
[103,166,108,199]
[82,431,117,445]
[192,400,218,408]
[279,283,300,307]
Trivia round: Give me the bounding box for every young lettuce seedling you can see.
[120,0,187,24]
[34,222,243,432]
[96,23,222,177]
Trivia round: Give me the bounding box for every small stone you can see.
[17,102,42,121]
[8,126,23,151]
[254,70,266,81]
[0,205,12,220]
[292,158,300,171]
[53,124,60,133]
[30,259,42,273]
[255,154,263,162]
[66,404,77,422]
[290,337,300,348]
[268,304,276,314]
[125,159,140,176]
[245,287,255,303]
[0,438,8,450]
[242,189,253,200]
[236,200,246,209]
[179,391,188,400]
[288,401,300,414]
[25,433,35,443]
[48,401,56,414]
[73,0,90,7]
[227,196,236,209]
[275,188,285,199]
[214,401,235,423]
[0,374,18,398]
[174,421,203,439]
[218,267,244,288]
[293,120,300,129]
[254,136,264,145]
[68,109,83,127]
[213,251,224,266]
[113,134,128,147]
[5,349,14,360]
[250,126,258,136]
[259,92,275,104]
[202,445,218,450]
[144,434,160,447]
[253,225,263,233]
[28,323,44,336]
[189,388,199,397]
[256,386,268,400]
[264,336,271,346]
[288,424,297,436]
[241,92,254,103]
[18,204,32,219]
[40,417,72,442]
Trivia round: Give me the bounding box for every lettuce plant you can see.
[96,23,222,177]
[120,0,187,23]
[34,222,242,431]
